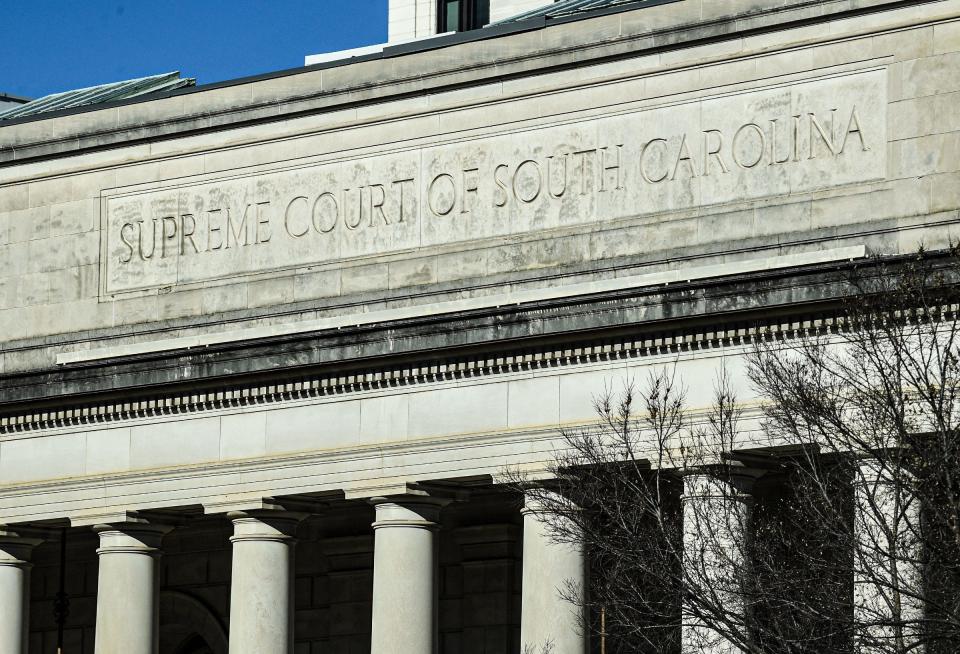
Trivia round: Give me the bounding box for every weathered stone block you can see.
[888,94,939,141]
[389,256,437,289]
[340,264,388,296]
[931,171,960,213]
[408,383,509,438]
[158,287,205,320]
[27,231,99,274]
[294,269,341,301]
[934,20,960,55]
[507,376,559,428]
[201,283,249,314]
[111,294,160,327]
[85,427,132,476]
[871,26,934,62]
[264,402,362,455]
[901,51,960,98]
[129,417,222,470]
[359,394,410,445]
[248,276,295,308]
[0,432,86,484]
[436,249,488,283]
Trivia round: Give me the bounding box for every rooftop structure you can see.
[0,93,30,113]
[0,71,195,121]
[492,0,659,23]
[387,0,548,42]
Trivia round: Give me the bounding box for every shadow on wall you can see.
[159,590,227,654]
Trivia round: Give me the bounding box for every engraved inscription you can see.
[104,71,886,293]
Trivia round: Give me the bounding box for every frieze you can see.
[0,311,842,435]
[103,70,886,294]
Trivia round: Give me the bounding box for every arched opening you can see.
[159,590,228,654]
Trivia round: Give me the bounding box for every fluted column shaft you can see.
[520,492,587,654]
[0,532,41,654]
[228,511,303,654]
[370,497,447,654]
[94,524,171,654]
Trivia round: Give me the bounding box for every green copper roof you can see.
[493,0,655,24]
[0,71,195,121]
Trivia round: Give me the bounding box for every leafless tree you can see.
[750,247,960,654]
[512,247,960,654]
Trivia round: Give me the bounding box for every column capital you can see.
[94,523,173,556]
[520,489,581,517]
[370,495,450,530]
[682,464,764,498]
[853,456,913,485]
[228,510,305,544]
[0,530,42,568]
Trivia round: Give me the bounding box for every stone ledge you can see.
[0,0,929,164]
[62,246,865,365]
[0,248,925,431]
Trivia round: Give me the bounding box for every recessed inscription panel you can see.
[104,70,886,294]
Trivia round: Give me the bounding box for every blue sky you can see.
[1,1,388,99]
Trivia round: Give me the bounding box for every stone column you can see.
[681,470,758,654]
[853,458,923,653]
[369,497,448,654]
[0,530,41,654]
[520,493,587,654]
[228,511,303,654]
[94,523,171,654]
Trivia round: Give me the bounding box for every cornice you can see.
[1,252,955,435]
[0,303,837,435]
[0,0,939,166]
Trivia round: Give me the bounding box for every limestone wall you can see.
[0,0,959,525]
[0,0,955,371]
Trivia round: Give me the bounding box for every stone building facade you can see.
[0,0,958,652]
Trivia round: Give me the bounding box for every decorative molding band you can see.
[61,247,865,364]
[0,308,843,435]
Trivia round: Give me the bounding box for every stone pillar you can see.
[520,493,587,654]
[0,530,41,654]
[369,497,448,654]
[681,470,758,654]
[228,511,303,654]
[94,523,171,654]
[853,458,923,653]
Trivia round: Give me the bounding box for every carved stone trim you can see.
[0,311,840,435]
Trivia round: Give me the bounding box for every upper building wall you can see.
[488,0,550,24]
[0,0,958,374]
[388,0,548,42]
[388,0,438,42]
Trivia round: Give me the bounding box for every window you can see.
[437,0,490,33]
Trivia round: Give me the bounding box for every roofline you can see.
[0,0,683,129]
[0,71,194,122]
[0,0,939,139]
[0,92,31,105]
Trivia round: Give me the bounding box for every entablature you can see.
[2,251,948,435]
